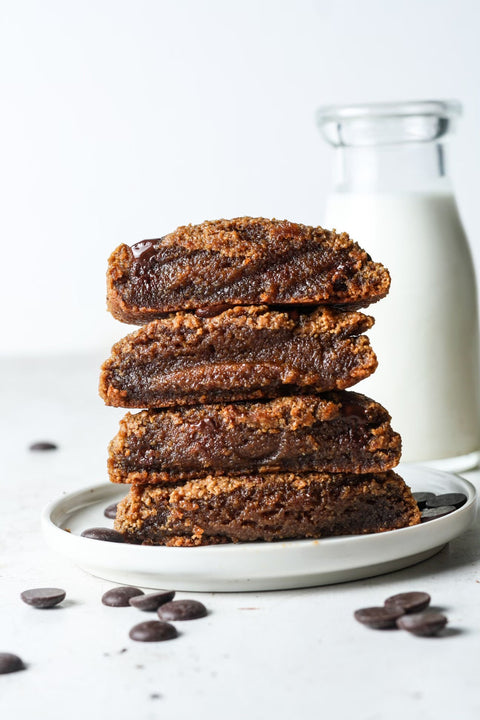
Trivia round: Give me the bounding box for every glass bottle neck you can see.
[332,141,451,194]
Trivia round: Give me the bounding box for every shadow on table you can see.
[266,516,480,602]
[361,521,480,588]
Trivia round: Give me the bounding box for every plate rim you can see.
[41,465,477,555]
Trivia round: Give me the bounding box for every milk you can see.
[325,191,480,465]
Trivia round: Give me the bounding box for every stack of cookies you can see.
[99,217,420,545]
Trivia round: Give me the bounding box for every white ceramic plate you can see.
[41,466,476,592]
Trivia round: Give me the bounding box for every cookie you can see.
[114,471,420,545]
[107,217,390,323]
[108,391,401,483]
[99,306,377,409]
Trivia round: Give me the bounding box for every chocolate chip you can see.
[129,621,178,642]
[396,612,448,636]
[103,503,118,519]
[384,591,431,614]
[0,653,25,674]
[354,606,404,629]
[29,441,58,451]
[426,493,467,509]
[412,492,436,509]
[333,278,347,293]
[421,506,456,522]
[131,240,156,260]
[157,599,207,621]
[102,587,144,607]
[20,588,66,609]
[81,527,125,542]
[129,590,175,611]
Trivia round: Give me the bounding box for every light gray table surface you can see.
[1,355,479,720]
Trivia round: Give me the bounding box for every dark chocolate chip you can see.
[354,606,404,629]
[20,588,66,609]
[191,417,218,437]
[103,503,118,519]
[29,441,58,451]
[384,591,431,613]
[340,399,368,420]
[131,240,156,260]
[396,612,448,636]
[195,304,231,318]
[129,621,178,642]
[129,591,175,611]
[157,599,207,621]
[426,493,467,509]
[334,279,348,293]
[102,586,144,607]
[81,527,125,542]
[412,492,436,509]
[0,653,25,674]
[421,506,456,522]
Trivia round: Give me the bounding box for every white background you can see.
[1,0,480,355]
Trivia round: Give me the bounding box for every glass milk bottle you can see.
[317,100,480,470]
